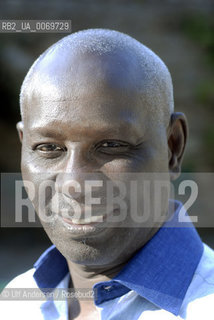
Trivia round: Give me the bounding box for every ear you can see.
[16,121,24,143]
[167,112,188,180]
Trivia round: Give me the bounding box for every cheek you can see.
[21,151,57,214]
[140,142,168,172]
[100,158,135,173]
[21,145,57,180]
[100,149,168,174]
[99,152,154,174]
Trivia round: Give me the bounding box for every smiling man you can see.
[2,29,214,319]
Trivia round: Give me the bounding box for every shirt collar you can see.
[33,200,203,316]
[33,244,69,291]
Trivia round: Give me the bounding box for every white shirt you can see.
[1,244,214,319]
[1,201,214,319]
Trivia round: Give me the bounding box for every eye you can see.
[101,141,125,148]
[96,140,130,154]
[34,143,67,157]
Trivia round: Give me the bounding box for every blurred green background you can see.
[0,0,214,290]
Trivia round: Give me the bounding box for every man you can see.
[1,29,214,319]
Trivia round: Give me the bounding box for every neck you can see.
[66,259,128,290]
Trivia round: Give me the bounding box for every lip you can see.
[62,214,107,225]
[58,209,118,237]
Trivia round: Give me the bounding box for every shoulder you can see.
[0,268,44,320]
[0,267,70,320]
[194,243,214,291]
[180,243,214,319]
[4,268,37,289]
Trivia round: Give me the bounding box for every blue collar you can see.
[33,200,203,316]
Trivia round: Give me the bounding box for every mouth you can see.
[62,214,107,225]
[58,208,118,237]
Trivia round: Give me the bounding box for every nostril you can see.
[55,172,105,203]
[63,185,82,200]
[61,178,82,198]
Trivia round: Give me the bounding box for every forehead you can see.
[25,49,145,101]
[24,91,147,144]
[22,49,164,136]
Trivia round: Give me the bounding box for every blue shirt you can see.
[1,200,214,319]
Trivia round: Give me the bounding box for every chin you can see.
[49,234,109,265]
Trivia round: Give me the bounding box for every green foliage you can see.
[203,126,214,166]
[0,281,8,292]
[196,80,214,105]
[181,13,214,67]
[204,126,214,148]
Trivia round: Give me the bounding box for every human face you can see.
[19,53,170,266]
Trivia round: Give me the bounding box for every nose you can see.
[55,147,103,203]
[56,171,104,203]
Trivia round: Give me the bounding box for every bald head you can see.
[20,28,174,127]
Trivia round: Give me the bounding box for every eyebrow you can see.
[29,121,142,142]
